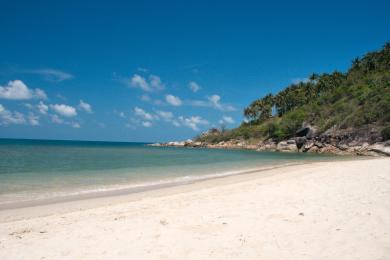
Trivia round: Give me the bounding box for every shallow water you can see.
[0,138,350,206]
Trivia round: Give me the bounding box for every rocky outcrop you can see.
[149,124,390,157]
[296,123,317,138]
[276,140,298,152]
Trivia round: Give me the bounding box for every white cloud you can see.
[79,100,92,113]
[50,114,79,128]
[155,110,182,127]
[140,94,151,102]
[189,81,201,93]
[25,68,73,82]
[208,95,235,111]
[142,121,152,127]
[0,104,26,125]
[51,104,77,117]
[72,122,81,128]
[34,88,47,99]
[166,94,182,106]
[137,67,148,72]
[219,116,235,124]
[190,94,235,111]
[190,100,209,107]
[156,110,174,120]
[140,93,164,105]
[51,114,64,124]
[292,77,310,84]
[24,103,33,109]
[115,110,125,118]
[179,115,209,131]
[131,74,151,92]
[56,93,67,101]
[171,120,180,127]
[28,113,39,126]
[156,110,181,127]
[37,101,49,115]
[134,107,157,121]
[130,74,166,92]
[149,75,165,90]
[0,80,47,100]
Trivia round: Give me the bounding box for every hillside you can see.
[194,42,390,155]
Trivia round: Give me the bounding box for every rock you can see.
[302,140,314,152]
[319,145,346,155]
[323,125,338,136]
[184,139,193,146]
[314,141,324,148]
[296,123,317,138]
[308,146,319,153]
[368,143,390,156]
[348,140,360,147]
[192,141,203,147]
[295,137,306,150]
[287,139,296,145]
[257,140,277,151]
[337,144,349,151]
[277,140,298,152]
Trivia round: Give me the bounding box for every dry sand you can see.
[0,158,389,259]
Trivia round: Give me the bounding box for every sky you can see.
[0,0,389,142]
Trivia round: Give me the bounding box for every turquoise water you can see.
[0,138,345,206]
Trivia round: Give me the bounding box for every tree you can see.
[244,93,274,123]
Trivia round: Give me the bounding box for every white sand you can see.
[0,158,390,259]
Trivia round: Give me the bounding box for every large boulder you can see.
[184,139,193,146]
[192,141,203,147]
[368,143,390,156]
[296,123,317,138]
[295,137,307,150]
[277,139,298,152]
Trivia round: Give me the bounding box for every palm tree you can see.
[243,93,274,123]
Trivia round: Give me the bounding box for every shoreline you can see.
[0,151,358,212]
[0,161,331,222]
[151,138,390,156]
[0,157,372,222]
[0,162,306,212]
[1,157,389,259]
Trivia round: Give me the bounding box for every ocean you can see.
[0,138,346,208]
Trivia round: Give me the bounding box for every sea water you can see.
[0,138,347,207]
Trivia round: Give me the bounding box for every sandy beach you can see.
[0,158,389,259]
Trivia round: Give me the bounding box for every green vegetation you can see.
[198,42,390,143]
[382,125,390,141]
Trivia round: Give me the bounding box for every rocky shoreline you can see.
[149,125,390,157]
[149,139,390,156]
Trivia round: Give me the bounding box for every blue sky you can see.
[0,0,389,142]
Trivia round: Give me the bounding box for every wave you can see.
[0,161,304,210]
